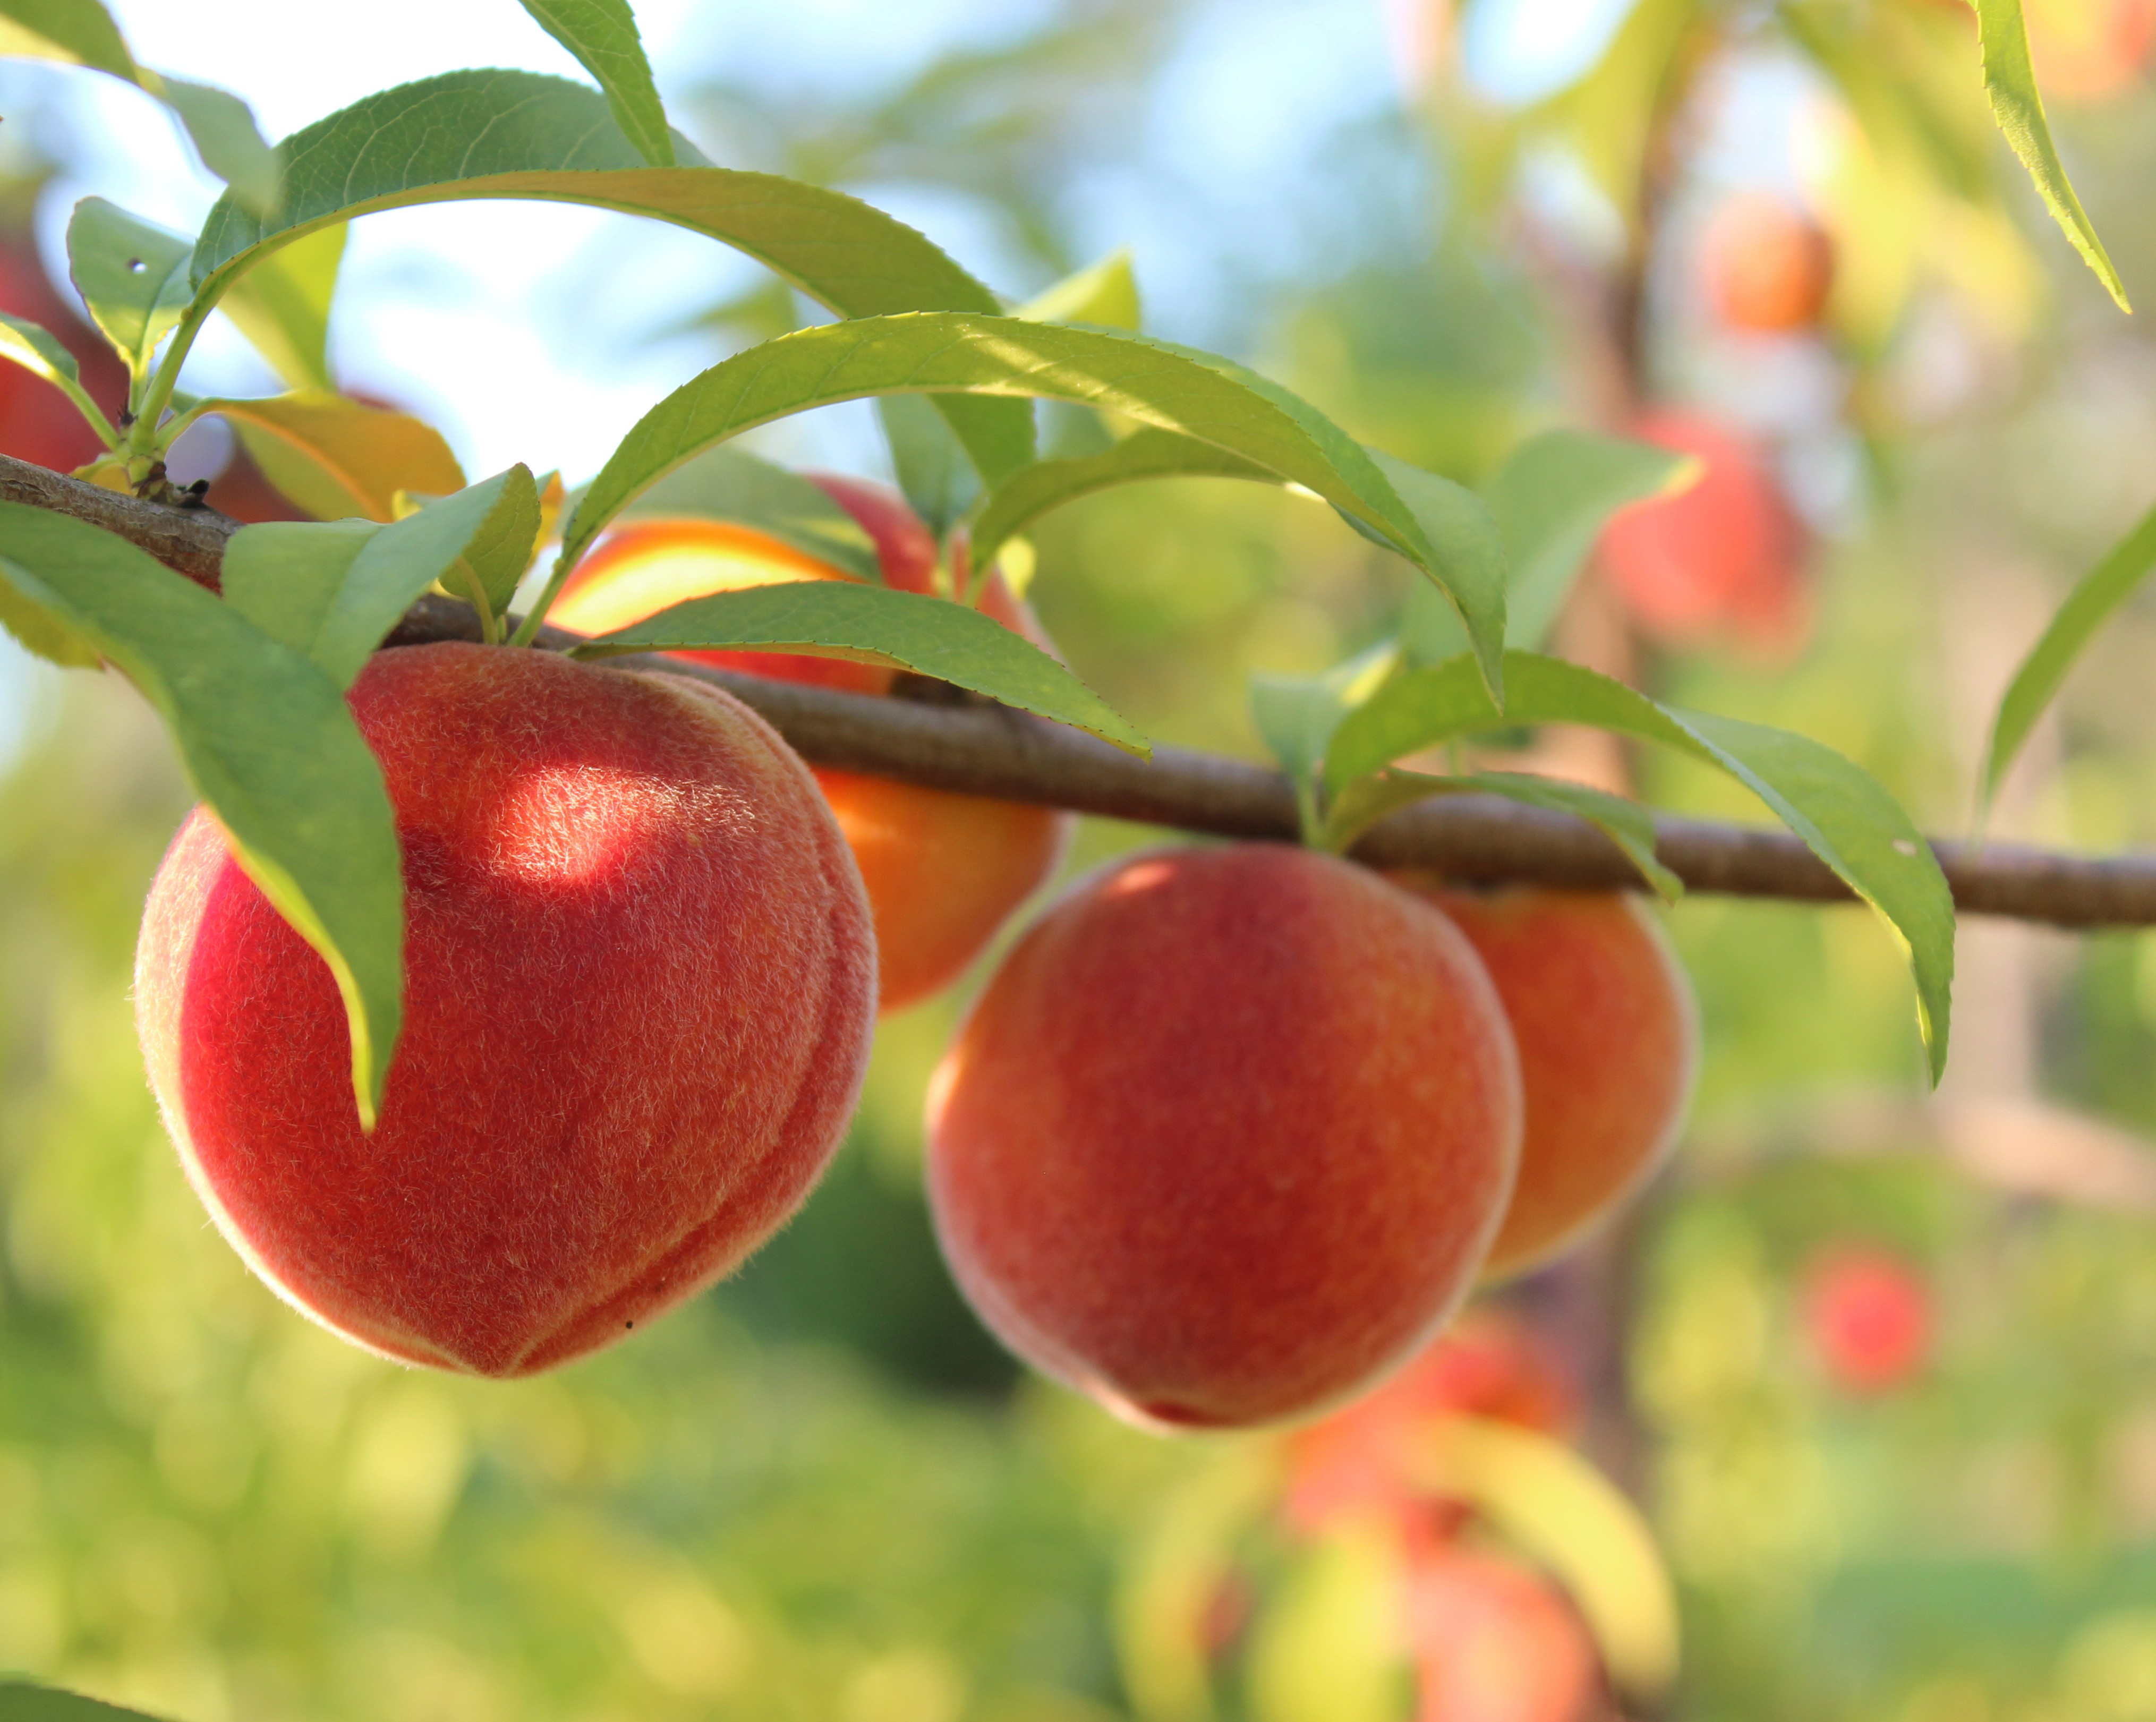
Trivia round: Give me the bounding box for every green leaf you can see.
[0,1678,174,1719]
[0,0,134,77]
[1015,247,1141,329]
[144,73,280,218]
[0,564,101,666]
[1489,430,1697,650]
[1320,766,1684,901]
[186,70,1028,481]
[969,427,1274,570]
[201,391,467,522]
[1330,651,1955,1078]
[0,308,117,446]
[0,503,403,1123]
[549,313,1507,693]
[231,472,533,680]
[1249,640,1400,841]
[0,3,277,214]
[66,197,192,389]
[1976,0,2129,310]
[453,463,544,620]
[517,0,674,167]
[1354,449,1509,680]
[309,468,531,676]
[1404,428,1695,663]
[1244,1527,1404,1722]
[606,444,881,584]
[0,308,78,387]
[217,222,345,389]
[1981,496,2156,813]
[221,518,380,663]
[568,580,1150,755]
[878,393,982,540]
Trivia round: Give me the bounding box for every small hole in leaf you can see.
[126,258,146,273]
[1893,839,1918,857]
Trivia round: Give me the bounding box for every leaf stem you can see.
[508,550,575,647]
[129,295,217,463]
[49,373,124,451]
[457,562,504,646]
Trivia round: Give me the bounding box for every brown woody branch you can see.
[10,450,2155,930]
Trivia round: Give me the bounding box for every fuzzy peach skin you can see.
[134,642,876,1377]
[925,845,1523,1431]
[550,472,1072,1012]
[1393,883,1698,1280]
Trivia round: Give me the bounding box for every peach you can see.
[551,472,1072,1011]
[134,642,876,1376]
[1803,1245,1932,1394]
[1597,411,1809,655]
[2026,0,2156,102]
[1391,884,1697,1280]
[925,845,1523,1431]
[1404,1549,1601,1722]
[1700,193,1835,334]
[1284,1311,1576,1552]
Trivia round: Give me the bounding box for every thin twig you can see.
[10,450,2156,930]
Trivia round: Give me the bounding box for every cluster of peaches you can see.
[133,466,1699,1432]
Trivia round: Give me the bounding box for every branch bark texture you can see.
[10,450,2154,930]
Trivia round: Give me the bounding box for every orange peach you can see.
[1597,411,1809,655]
[551,473,1071,1011]
[1700,193,1835,334]
[1404,1549,1602,1722]
[1392,883,1697,1280]
[2027,0,2156,101]
[925,845,1523,1430]
[134,642,876,1376]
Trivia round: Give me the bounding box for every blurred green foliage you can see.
[11,0,2156,1716]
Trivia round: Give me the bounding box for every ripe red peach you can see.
[134,642,876,1377]
[1390,883,1697,1280]
[1597,411,1809,655]
[1803,1244,1932,1394]
[551,473,1071,1012]
[1700,193,1835,334]
[925,844,1523,1431]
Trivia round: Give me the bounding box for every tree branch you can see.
[11,450,2155,929]
[0,453,234,589]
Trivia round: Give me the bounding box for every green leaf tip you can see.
[1981,494,2156,817]
[0,502,404,1122]
[1976,0,2131,311]
[66,196,192,389]
[518,0,676,167]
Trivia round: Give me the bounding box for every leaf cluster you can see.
[0,0,2020,1118]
